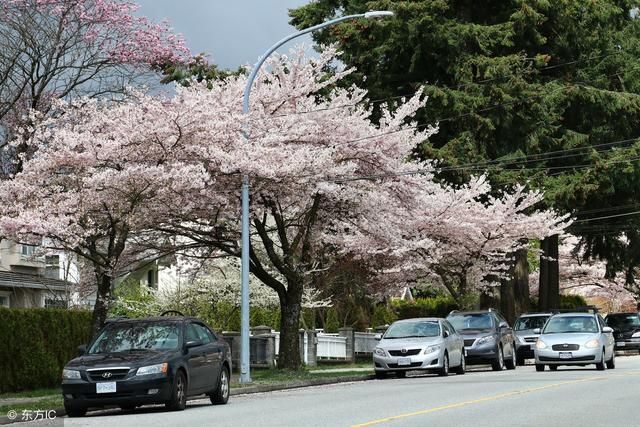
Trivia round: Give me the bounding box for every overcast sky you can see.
[136,0,313,70]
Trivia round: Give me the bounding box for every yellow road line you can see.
[351,376,605,427]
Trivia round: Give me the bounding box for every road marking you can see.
[351,376,605,427]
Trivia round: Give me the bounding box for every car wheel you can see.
[438,353,449,377]
[505,346,516,370]
[396,370,407,378]
[453,353,466,375]
[492,346,504,371]
[596,349,607,371]
[166,369,187,411]
[64,404,87,418]
[606,350,616,370]
[375,371,388,379]
[549,365,558,371]
[210,365,230,405]
[535,364,545,372]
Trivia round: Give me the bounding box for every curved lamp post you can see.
[239,10,394,383]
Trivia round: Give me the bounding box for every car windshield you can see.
[606,314,640,331]
[514,316,549,331]
[448,313,493,331]
[384,321,440,339]
[88,322,181,354]
[542,316,598,334]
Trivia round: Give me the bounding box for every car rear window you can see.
[447,313,493,331]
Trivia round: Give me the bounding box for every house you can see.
[0,240,72,308]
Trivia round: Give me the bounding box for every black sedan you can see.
[605,312,640,352]
[62,312,231,417]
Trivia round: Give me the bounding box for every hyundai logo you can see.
[401,348,407,354]
[562,344,569,348]
[102,372,112,379]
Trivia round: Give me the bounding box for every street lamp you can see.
[239,10,394,383]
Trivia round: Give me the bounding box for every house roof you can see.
[0,271,70,291]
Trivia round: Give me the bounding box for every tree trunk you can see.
[513,246,530,316]
[500,257,516,324]
[539,235,559,311]
[90,272,112,340]
[277,282,304,370]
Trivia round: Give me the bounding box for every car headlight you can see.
[136,363,168,376]
[476,335,496,346]
[584,339,600,348]
[632,332,640,338]
[535,340,548,349]
[62,369,81,380]
[374,348,387,357]
[424,344,441,355]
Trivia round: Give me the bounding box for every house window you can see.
[45,298,67,309]
[147,270,156,287]
[21,244,36,257]
[0,292,10,308]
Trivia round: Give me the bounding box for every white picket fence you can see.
[354,332,378,354]
[316,333,347,359]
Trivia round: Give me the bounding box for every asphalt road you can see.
[27,356,640,427]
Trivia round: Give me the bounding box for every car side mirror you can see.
[77,344,86,356]
[499,322,509,329]
[186,339,203,349]
[602,326,613,334]
[533,328,541,334]
[443,330,450,338]
[374,334,382,341]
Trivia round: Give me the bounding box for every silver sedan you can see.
[373,318,465,378]
[534,312,615,371]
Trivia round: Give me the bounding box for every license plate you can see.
[617,341,626,347]
[96,382,116,393]
[397,357,411,366]
[559,352,572,359]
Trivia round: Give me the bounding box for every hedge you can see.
[0,308,92,393]
[390,296,460,321]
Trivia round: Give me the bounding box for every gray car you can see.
[534,312,615,371]
[373,318,465,378]
[514,313,551,365]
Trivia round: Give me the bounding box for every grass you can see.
[231,365,373,387]
[0,396,63,416]
[0,388,60,400]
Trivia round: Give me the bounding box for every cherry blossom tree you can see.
[0,46,568,368]
[0,94,209,337]
[0,0,189,172]
[530,235,638,311]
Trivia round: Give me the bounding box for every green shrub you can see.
[559,294,589,310]
[0,308,92,393]
[390,296,459,320]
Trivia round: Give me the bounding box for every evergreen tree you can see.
[290,0,640,310]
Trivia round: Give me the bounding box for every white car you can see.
[534,312,615,371]
[373,318,465,378]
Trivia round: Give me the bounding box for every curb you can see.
[0,374,375,424]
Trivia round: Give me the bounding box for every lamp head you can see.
[363,11,394,19]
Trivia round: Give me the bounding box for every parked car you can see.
[513,313,552,365]
[605,312,640,353]
[534,312,615,371]
[61,311,231,417]
[373,318,465,378]
[446,309,516,371]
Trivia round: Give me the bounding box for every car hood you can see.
[613,328,640,339]
[537,333,599,345]
[456,329,495,339]
[65,349,174,369]
[378,336,443,349]
[515,329,539,337]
